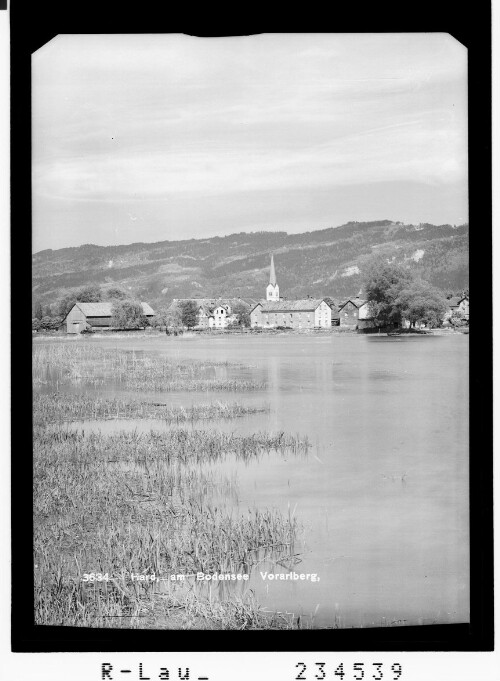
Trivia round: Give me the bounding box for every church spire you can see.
[266,254,279,301]
[269,254,277,286]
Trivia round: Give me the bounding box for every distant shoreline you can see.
[33,326,468,339]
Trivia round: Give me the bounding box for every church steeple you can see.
[269,254,277,286]
[266,254,279,301]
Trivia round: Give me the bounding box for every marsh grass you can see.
[33,342,265,392]
[34,575,297,629]
[34,393,269,426]
[34,427,309,466]
[34,423,308,628]
[33,340,308,629]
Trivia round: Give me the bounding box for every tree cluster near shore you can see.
[111,300,151,330]
[150,305,184,334]
[363,258,448,328]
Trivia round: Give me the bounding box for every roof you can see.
[338,297,367,310]
[252,299,328,313]
[448,296,468,307]
[171,298,255,312]
[74,302,156,317]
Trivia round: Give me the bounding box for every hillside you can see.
[32,220,469,311]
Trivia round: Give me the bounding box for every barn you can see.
[63,302,156,334]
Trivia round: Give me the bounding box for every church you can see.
[250,256,332,329]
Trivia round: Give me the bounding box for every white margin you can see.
[0,20,497,680]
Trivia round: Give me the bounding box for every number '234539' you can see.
[295,662,403,680]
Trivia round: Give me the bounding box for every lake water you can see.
[36,333,469,628]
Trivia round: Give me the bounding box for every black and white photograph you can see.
[28,32,477,638]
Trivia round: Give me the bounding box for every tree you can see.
[106,286,129,300]
[152,307,183,334]
[39,316,54,331]
[363,261,414,327]
[150,310,167,329]
[57,291,79,317]
[32,318,41,331]
[111,300,146,329]
[76,285,102,303]
[363,261,447,329]
[34,301,43,320]
[394,280,448,328]
[179,300,199,328]
[56,285,103,318]
[449,309,469,328]
[231,301,251,327]
[165,307,184,334]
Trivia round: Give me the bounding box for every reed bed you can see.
[33,342,264,392]
[34,393,269,425]
[123,377,266,392]
[34,427,309,465]
[33,340,306,628]
[34,574,297,629]
[34,424,307,628]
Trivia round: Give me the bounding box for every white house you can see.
[444,295,469,322]
[209,305,232,328]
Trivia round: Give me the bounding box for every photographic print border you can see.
[12,2,493,654]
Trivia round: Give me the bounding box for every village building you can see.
[63,301,156,334]
[357,300,376,329]
[204,304,234,328]
[170,298,256,329]
[251,299,332,329]
[338,295,368,328]
[250,256,332,329]
[444,295,469,322]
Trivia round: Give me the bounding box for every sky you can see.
[32,33,468,252]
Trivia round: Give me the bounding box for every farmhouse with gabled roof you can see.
[63,301,155,334]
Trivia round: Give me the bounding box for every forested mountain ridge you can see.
[32,220,469,311]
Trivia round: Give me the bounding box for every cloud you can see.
[33,113,466,203]
[32,34,468,247]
